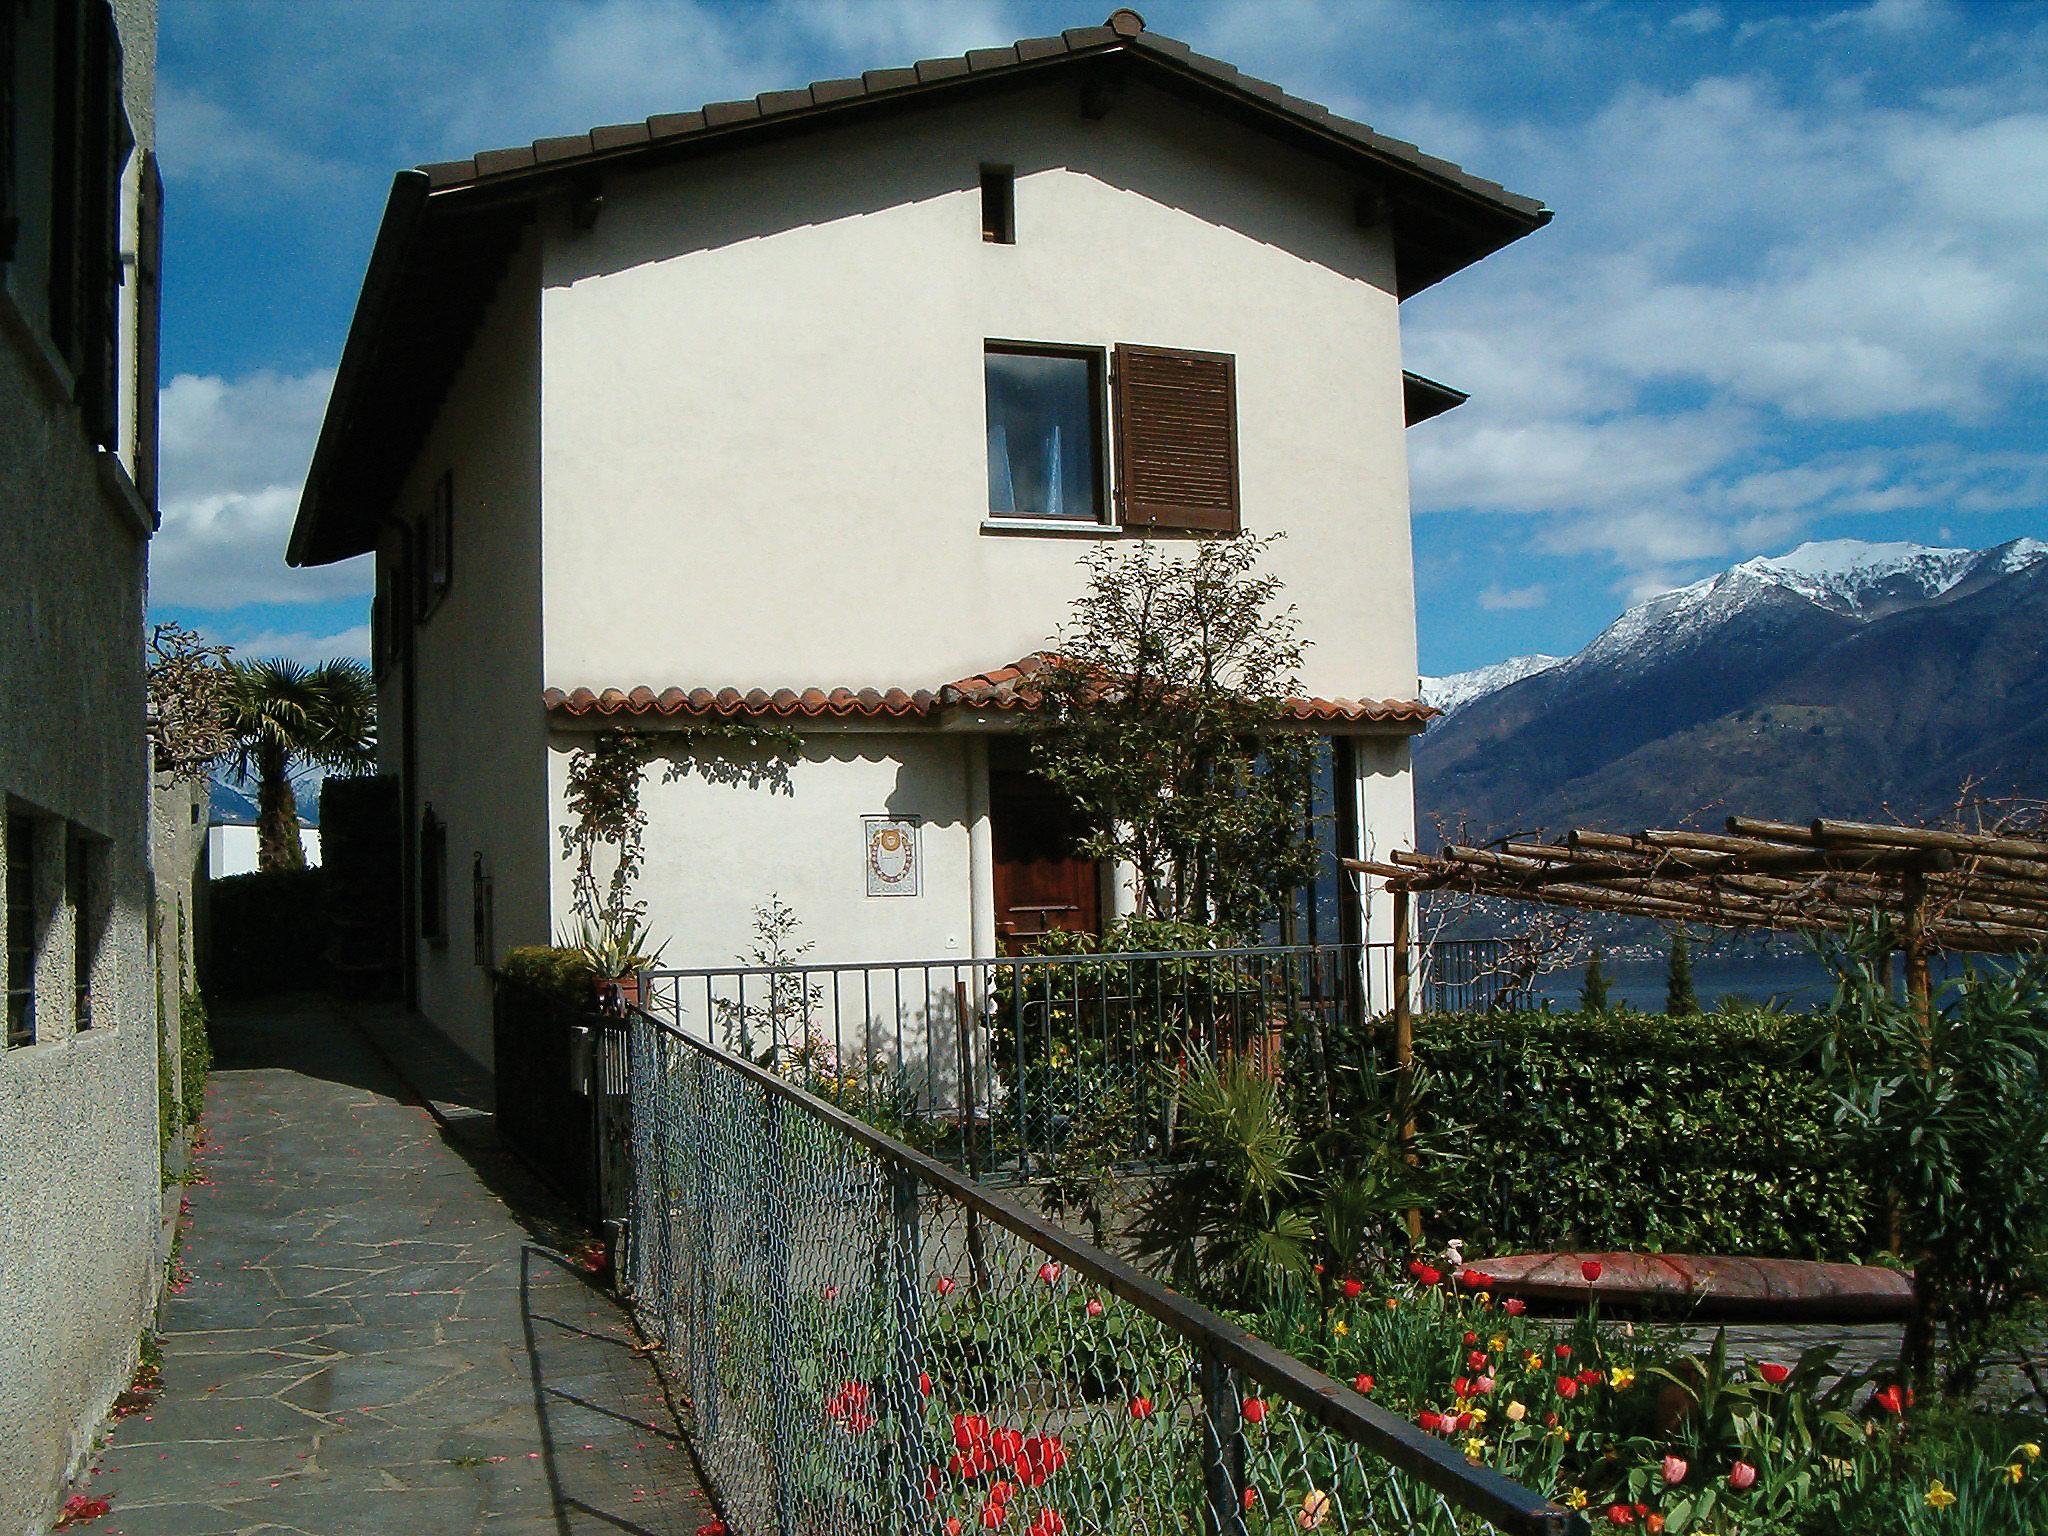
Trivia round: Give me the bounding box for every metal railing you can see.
[639,940,1525,1177]
[611,1004,1583,1536]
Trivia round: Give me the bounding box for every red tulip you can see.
[1468,1349,1490,1371]
[1871,1384,1905,1415]
[1661,1456,1687,1485]
[1453,1376,1475,1398]
[1343,1278,1364,1299]
[1453,1411,1473,1432]
[990,1481,1015,1506]
[1027,1513,1066,1536]
[1556,1376,1579,1399]
[937,1275,957,1297]
[1130,1396,1154,1420]
[1458,1268,1489,1289]
[1503,1297,1527,1316]
[1580,1260,1604,1284]
[1418,1410,1445,1433]
[1353,1373,1374,1394]
[1464,1331,1480,1345]
[1408,1261,1443,1286]
[823,1284,841,1300]
[1241,1397,1268,1424]
[1555,1344,1572,1360]
[1756,1361,1790,1386]
[1085,1298,1104,1318]
[1243,1488,1259,1511]
[918,1371,932,1399]
[980,1502,1007,1528]
[1728,1461,1757,1490]
[1606,1506,1634,1526]
[946,1521,963,1536]
[1037,1262,1062,1285]
[1577,1368,1602,1387]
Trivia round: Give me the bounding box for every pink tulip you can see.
[1727,1461,1757,1491]
[1661,1455,1687,1485]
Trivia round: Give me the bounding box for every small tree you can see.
[147,622,232,781]
[1581,945,1611,1013]
[1665,928,1698,1016]
[223,658,376,871]
[1023,534,1318,938]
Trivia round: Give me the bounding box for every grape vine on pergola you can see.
[1349,814,2048,1018]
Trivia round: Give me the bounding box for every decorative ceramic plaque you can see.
[863,816,921,897]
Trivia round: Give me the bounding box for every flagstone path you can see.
[82,994,714,1536]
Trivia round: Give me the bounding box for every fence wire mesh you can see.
[616,1009,1580,1536]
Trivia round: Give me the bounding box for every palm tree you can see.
[223,659,377,871]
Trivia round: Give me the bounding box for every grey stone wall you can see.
[0,2,164,1530]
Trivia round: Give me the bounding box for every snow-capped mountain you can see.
[1422,654,1564,717]
[1416,536,2048,838]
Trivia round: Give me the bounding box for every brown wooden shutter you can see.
[1111,343,1240,533]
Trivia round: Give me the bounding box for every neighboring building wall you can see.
[0,2,162,1528]
[536,79,1417,703]
[387,237,550,1066]
[204,822,321,879]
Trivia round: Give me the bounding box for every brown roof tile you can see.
[544,652,1434,729]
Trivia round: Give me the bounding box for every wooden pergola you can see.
[1345,814,2048,1239]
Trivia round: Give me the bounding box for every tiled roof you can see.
[417,10,1548,235]
[544,653,1436,728]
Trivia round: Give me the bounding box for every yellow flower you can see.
[1468,1407,1488,1427]
[1564,1488,1589,1509]
[1609,1367,1636,1390]
[2003,1463,2025,1487]
[1524,1351,1545,1373]
[1463,1436,1487,1462]
[1924,1479,1958,1509]
[1296,1489,1332,1530]
[1490,1334,1509,1352]
[1504,1400,1527,1423]
[1387,1298,1400,1310]
[2022,1444,2042,1462]
[1547,1423,1570,1442]
[1331,1318,1349,1337]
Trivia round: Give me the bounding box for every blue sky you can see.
[152,0,2048,677]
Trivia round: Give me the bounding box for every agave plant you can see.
[558,915,667,981]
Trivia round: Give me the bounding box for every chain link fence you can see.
[613,1007,1583,1536]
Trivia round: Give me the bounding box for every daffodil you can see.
[1564,1488,1588,1509]
[1609,1367,1636,1390]
[1524,1351,1545,1373]
[1463,1437,1487,1461]
[1489,1334,1509,1352]
[1331,1318,1349,1337]
[1924,1479,1957,1509]
[2022,1444,2042,1462]
[1468,1407,1488,1427]
[2002,1463,2025,1487]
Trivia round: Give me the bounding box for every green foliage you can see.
[1581,946,1611,1012]
[499,944,598,1006]
[207,868,327,997]
[1667,928,1699,1016]
[1412,1008,1874,1257]
[1021,534,1319,936]
[1816,933,2048,1395]
[178,988,211,1128]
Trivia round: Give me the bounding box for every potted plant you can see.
[563,916,667,1014]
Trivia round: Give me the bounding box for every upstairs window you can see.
[7,814,39,1047]
[985,345,1105,523]
[979,166,1014,244]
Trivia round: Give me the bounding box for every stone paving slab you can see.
[77,995,714,1536]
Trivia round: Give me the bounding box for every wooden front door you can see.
[989,767,1101,953]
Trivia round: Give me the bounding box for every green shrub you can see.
[498,944,595,1005]
[1411,1007,1874,1258]
[178,989,211,1127]
[207,868,326,997]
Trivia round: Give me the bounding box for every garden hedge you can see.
[1412,1008,1877,1260]
[206,868,327,998]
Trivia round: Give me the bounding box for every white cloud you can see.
[217,624,372,666]
[1669,6,1723,35]
[151,368,370,609]
[157,81,348,193]
[1478,582,1548,611]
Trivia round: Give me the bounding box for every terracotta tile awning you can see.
[545,654,1436,729]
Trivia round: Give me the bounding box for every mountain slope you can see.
[1415,538,2048,839]
[1421,654,1564,717]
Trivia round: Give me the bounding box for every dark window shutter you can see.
[134,151,162,516]
[1112,343,1239,533]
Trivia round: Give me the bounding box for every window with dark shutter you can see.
[1111,343,1240,533]
[134,151,162,514]
[47,0,127,449]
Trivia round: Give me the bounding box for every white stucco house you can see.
[286,10,1548,1068]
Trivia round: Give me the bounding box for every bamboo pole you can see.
[1392,885,1420,1245]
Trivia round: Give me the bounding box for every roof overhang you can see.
[289,14,1549,570]
[1402,371,1469,426]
